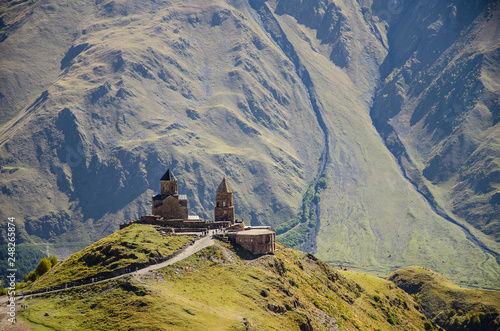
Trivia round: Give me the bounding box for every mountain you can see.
[0,0,499,289]
[20,224,432,330]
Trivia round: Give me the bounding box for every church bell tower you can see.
[214,177,234,223]
[160,168,178,197]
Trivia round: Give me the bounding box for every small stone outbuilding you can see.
[228,227,276,254]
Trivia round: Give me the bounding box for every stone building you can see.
[122,168,276,254]
[151,169,189,221]
[150,168,235,225]
[214,177,234,223]
[227,227,276,254]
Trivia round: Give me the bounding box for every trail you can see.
[138,234,214,274]
[15,232,217,299]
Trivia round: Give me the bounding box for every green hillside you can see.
[29,224,193,291]
[388,266,500,330]
[18,227,430,330]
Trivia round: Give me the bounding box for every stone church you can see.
[151,168,235,223]
[121,167,275,254]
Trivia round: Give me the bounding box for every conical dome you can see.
[216,177,232,193]
[160,168,177,181]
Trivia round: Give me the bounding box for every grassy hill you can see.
[30,224,193,291]
[388,266,500,330]
[19,227,431,330]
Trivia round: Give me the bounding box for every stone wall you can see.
[229,231,276,254]
[120,216,231,230]
[161,180,177,196]
[152,195,188,221]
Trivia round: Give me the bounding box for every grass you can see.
[29,224,193,291]
[19,242,430,330]
[388,266,500,330]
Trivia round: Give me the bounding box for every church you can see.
[121,168,275,254]
[151,168,235,224]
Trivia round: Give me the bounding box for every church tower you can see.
[152,168,188,221]
[160,168,178,197]
[214,177,234,223]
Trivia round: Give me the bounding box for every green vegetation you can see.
[20,254,59,284]
[35,258,52,277]
[19,242,429,330]
[29,224,193,291]
[388,266,500,330]
[277,181,317,249]
[0,243,45,281]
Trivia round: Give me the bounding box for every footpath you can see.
[0,231,217,329]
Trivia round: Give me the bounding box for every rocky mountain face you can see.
[0,0,499,288]
[371,0,500,243]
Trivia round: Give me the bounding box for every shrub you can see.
[373,295,381,302]
[387,316,398,325]
[317,176,327,190]
[25,271,37,282]
[48,255,58,268]
[36,258,52,277]
[423,321,433,330]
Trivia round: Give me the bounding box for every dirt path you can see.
[0,295,31,331]
[13,231,218,301]
[137,232,215,274]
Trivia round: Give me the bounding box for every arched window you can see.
[223,201,226,207]
[217,202,220,207]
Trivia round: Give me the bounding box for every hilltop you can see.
[388,266,500,330]
[16,224,500,330]
[18,224,431,330]
[29,224,194,291]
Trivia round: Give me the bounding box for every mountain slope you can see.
[388,266,500,330]
[0,0,323,252]
[0,0,499,289]
[370,1,500,245]
[249,0,500,288]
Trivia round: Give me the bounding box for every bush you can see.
[373,295,381,302]
[423,321,433,330]
[24,271,37,283]
[317,176,327,190]
[387,316,398,325]
[48,255,58,268]
[36,258,52,277]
